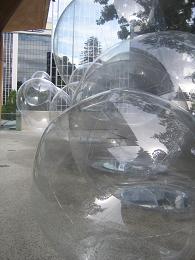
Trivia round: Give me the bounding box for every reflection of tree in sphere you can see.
[114,0,145,23]
[74,32,195,110]
[17,78,59,129]
[132,31,195,99]
[33,89,195,259]
[53,0,121,84]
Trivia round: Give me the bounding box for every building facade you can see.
[2,30,52,104]
[17,31,51,85]
[2,33,13,104]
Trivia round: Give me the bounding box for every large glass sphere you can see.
[73,31,194,110]
[114,0,146,23]
[53,0,121,84]
[33,89,195,259]
[17,78,59,129]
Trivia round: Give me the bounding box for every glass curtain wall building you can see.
[17,31,51,86]
[2,0,76,105]
[2,33,13,104]
[2,30,54,105]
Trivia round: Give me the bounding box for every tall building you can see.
[2,33,14,105]
[2,0,73,105]
[17,31,51,85]
[2,30,52,104]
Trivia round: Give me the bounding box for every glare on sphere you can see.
[73,31,195,110]
[53,0,121,84]
[31,71,51,81]
[17,78,59,129]
[114,0,145,23]
[33,89,195,259]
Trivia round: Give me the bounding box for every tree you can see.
[1,90,17,120]
[95,0,195,39]
[80,36,102,64]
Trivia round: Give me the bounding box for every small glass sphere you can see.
[33,89,195,259]
[17,78,59,129]
[73,31,194,110]
[69,63,91,84]
[50,88,71,111]
[53,0,121,84]
[31,71,51,81]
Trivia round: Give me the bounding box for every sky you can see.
[47,0,72,26]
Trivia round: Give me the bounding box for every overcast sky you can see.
[47,0,72,26]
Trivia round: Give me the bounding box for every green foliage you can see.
[1,90,17,120]
[95,0,195,39]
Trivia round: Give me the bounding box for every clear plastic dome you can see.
[53,0,121,84]
[66,81,79,94]
[73,31,195,110]
[31,71,51,81]
[62,84,75,100]
[69,63,91,84]
[33,89,195,259]
[49,88,71,120]
[17,78,59,129]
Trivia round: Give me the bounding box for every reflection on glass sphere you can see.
[33,89,195,259]
[114,0,145,23]
[17,78,59,129]
[62,84,75,100]
[53,0,121,84]
[69,63,91,84]
[73,31,195,111]
[31,71,51,81]
[49,88,71,120]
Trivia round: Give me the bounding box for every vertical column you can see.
[12,33,18,91]
[0,32,3,117]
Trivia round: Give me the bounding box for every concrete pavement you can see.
[0,130,63,260]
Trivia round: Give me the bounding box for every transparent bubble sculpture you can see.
[62,84,75,100]
[114,0,145,22]
[33,0,195,258]
[17,78,59,129]
[31,71,51,81]
[49,88,71,120]
[69,63,91,84]
[73,31,195,110]
[33,89,195,259]
[53,0,121,84]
